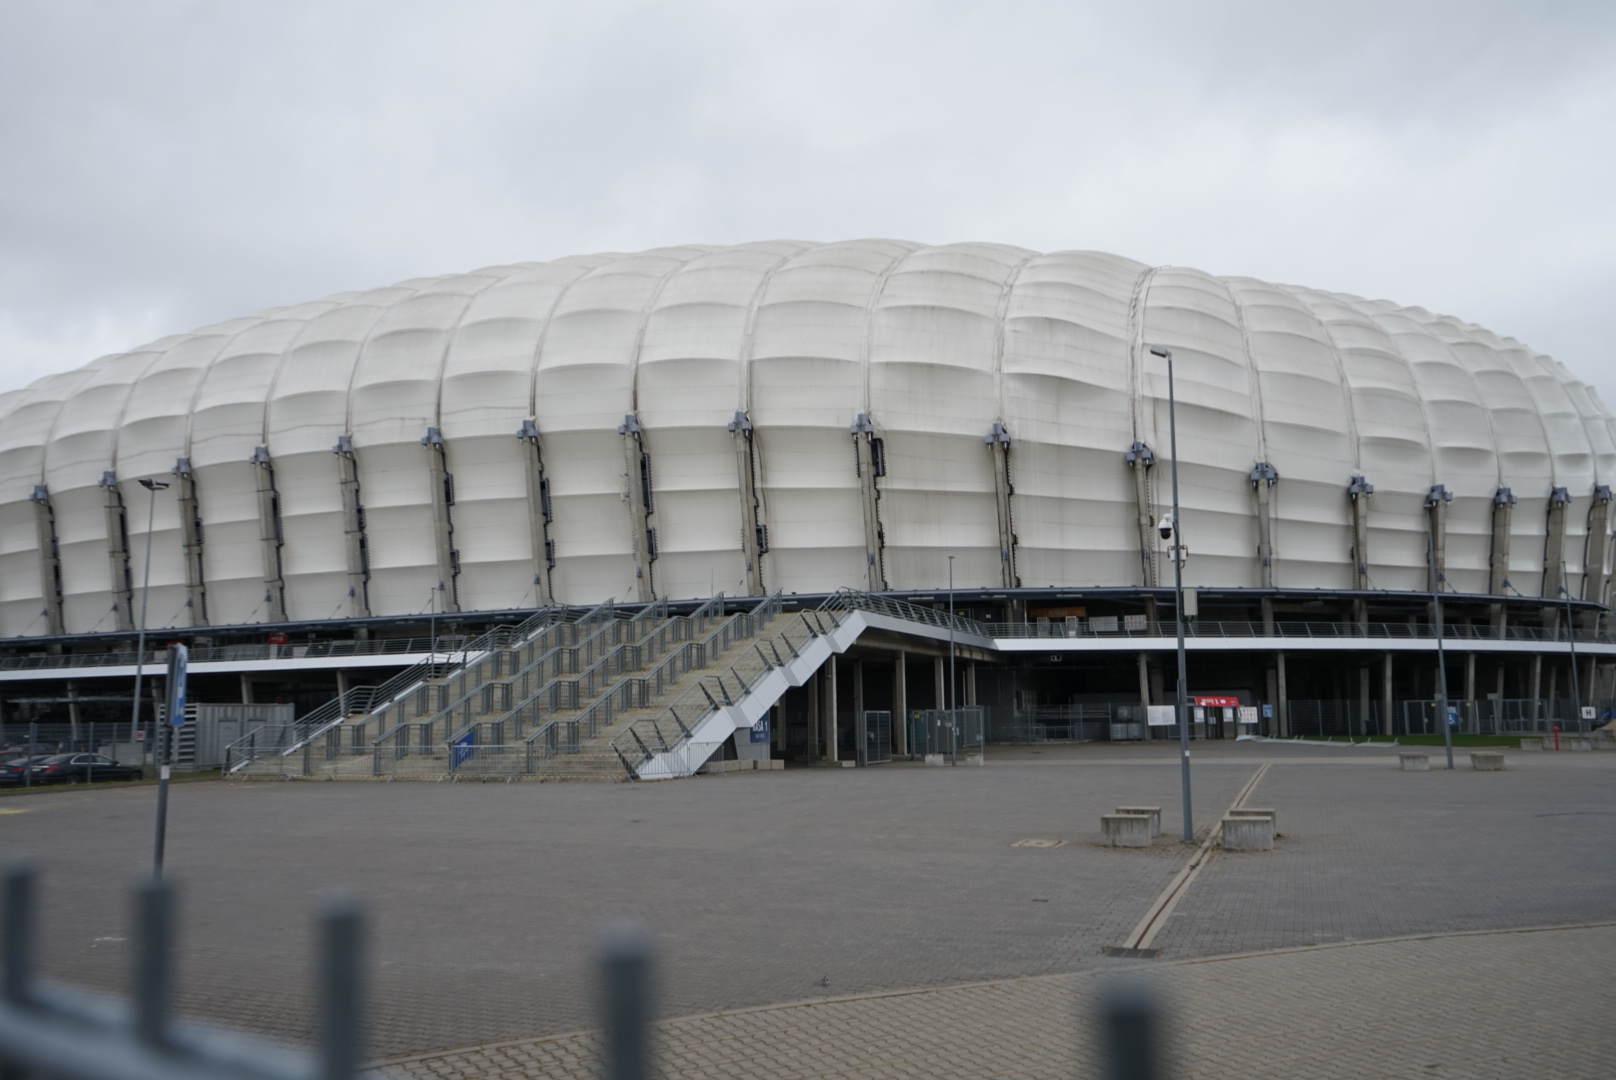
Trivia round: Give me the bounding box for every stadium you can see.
[1,240,1612,777]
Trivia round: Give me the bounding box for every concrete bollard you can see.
[1227,807,1278,833]
[1518,738,1543,751]
[1101,813,1152,848]
[1470,751,1505,771]
[924,754,948,766]
[1115,806,1162,837]
[1221,815,1274,851]
[1399,753,1430,772]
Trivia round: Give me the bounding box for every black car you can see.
[14,753,144,785]
[0,755,47,786]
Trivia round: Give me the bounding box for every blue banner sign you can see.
[166,644,189,726]
[452,730,476,767]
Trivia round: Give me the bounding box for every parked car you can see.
[16,753,144,785]
[0,755,47,786]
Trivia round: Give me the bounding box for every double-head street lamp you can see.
[1147,345,1194,843]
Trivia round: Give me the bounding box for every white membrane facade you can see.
[2,241,1612,637]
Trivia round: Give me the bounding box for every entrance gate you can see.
[856,710,891,766]
[915,708,985,761]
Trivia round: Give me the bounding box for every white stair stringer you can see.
[635,611,869,780]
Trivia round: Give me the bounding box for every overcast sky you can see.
[2,1,1613,402]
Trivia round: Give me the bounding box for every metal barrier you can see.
[594,924,1166,1080]
[856,710,891,765]
[913,708,984,760]
[1,867,1168,1080]
[986,616,1616,645]
[0,864,362,1080]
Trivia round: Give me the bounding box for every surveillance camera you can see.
[1158,511,1174,540]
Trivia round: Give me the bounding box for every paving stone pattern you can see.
[376,924,1616,1080]
[3,741,1612,1074]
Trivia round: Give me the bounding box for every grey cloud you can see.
[1,0,1613,399]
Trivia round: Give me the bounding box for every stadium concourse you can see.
[1,241,1614,777]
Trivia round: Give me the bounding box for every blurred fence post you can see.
[602,924,650,1080]
[0,863,364,1080]
[1103,983,1160,1080]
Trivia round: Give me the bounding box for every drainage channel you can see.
[1104,762,1271,958]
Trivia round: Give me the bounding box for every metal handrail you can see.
[608,593,806,776]
[824,588,993,637]
[984,617,1616,644]
[225,606,566,772]
[375,597,723,773]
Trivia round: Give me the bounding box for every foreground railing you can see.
[0,864,363,1080]
[0,867,1177,1080]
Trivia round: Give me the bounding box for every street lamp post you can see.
[1560,560,1584,735]
[948,554,957,765]
[1147,346,1194,843]
[1424,488,1455,769]
[129,478,169,767]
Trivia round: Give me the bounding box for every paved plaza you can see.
[4,740,1614,1078]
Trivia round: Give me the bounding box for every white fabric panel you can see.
[440,258,613,607]
[871,243,1034,590]
[191,303,338,467]
[1558,377,1616,589]
[536,247,714,602]
[350,275,500,612]
[1001,251,1147,588]
[195,459,268,625]
[1138,269,1263,589]
[638,242,810,598]
[267,287,417,620]
[44,343,179,632]
[115,323,264,629]
[1295,290,1434,593]
[1230,281,1357,591]
[0,369,101,634]
[1368,306,1498,595]
[750,240,919,594]
[1521,350,1595,591]
[2,241,1612,635]
[191,305,339,625]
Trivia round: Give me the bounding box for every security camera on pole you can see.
[1147,345,1194,843]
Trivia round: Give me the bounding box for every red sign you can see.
[267,633,289,646]
[1194,696,1241,708]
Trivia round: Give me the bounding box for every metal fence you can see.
[856,711,892,765]
[825,591,1616,646]
[985,704,1153,744]
[0,864,362,1080]
[907,708,985,759]
[1,868,1170,1080]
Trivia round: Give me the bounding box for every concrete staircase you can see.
[225,604,571,778]
[613,590,993,780]
[275,594,791,781]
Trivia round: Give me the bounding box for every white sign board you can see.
[1238,707,1258,725]
[1582,706,1597,720]
[1147,705,1177,727]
